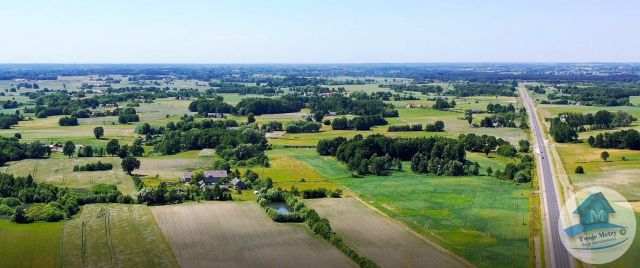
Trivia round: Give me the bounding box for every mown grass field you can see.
[5,156,138,196]
[535,99,640,202]
[138,150,214,180]
[0,220,64,268]
[62,204,178,268]
[267,102,527,147]
[151,202,356,268]
[555,143,640,201]
[600,212,640,268]
[0,115,136,146]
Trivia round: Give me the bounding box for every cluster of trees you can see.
[319,134,475,176]
[73,161,113,172]
[587,129,640,150]
[550,83,640,106]
[284,120,321,133]
[308,94,398,117]
[0,172,132,223]
[432,98,456,110]
[549,110,636,143]
[452,83,516,97]
[236,96,304,115]
[118,107,139,124]
[549,118,578,143]
[331,115,388,131]
[479,114,519,128]
[425,121,445,132]
[260,121,283,132]
[486,103,516,113]
[496,143,518,157]
[526,85,546,94]
[205,82,280,95]
[0,114,21,129]
[2,100,19,109]
[301,188,342,199]
[76,145,106,157]
[458,133,510,155]
[410,153,478,176]
[555,110,636,131]
[388,124,422,132]
[385,84,443,94]
[386,121,444,132]
[349,91,417,102]
[150,117,270,167]
[188,96,235,115]
[494,154,533,183]
[137,182,232,205]
[256,188,378,268]
[189,95,304,116]
[58,116,79,126]
[0,138,51,165]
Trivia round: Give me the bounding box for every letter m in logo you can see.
[590,209,606,223]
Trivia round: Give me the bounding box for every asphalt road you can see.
[520,87,572,268]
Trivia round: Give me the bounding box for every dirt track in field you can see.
[151,202,356,268]
[307,198,469,268]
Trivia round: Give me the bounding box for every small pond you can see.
[268,202,290,215]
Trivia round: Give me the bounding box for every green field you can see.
[0,220,64,268]
[337,171,530,268]
[267,148,530,268]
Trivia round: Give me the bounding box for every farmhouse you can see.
[48,142,64,152]
[183,170,228,185]
[207,112,225,118]
[406,103,419,108]
[229,178,248,190]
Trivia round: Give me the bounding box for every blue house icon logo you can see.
[564,192,624,237]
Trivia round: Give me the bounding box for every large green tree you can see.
[63,141,75,158]
[93,127,104,139]
[106,139,120,156]
[121,156,141,175]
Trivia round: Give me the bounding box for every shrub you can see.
[330,189,342,198]
[26,203,65,222]
[0,204,14,216]
[302,188,328,199]
[388,124,422,132]
[132,176,144,190]
[58,116,79,126]
[575,166,585,174]
[2,197,22,207]
[425,120,445,132]
[285,120,321,133]
[73,161,113,172]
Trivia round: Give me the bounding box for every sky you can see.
[0,0,638,63]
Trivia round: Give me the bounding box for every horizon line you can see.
[1,62,640,65]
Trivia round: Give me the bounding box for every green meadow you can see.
[264,148,531,268]
[0,220,64,268]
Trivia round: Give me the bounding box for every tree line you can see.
[587,129,640,150]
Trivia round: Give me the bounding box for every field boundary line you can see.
[344,187,475,268]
